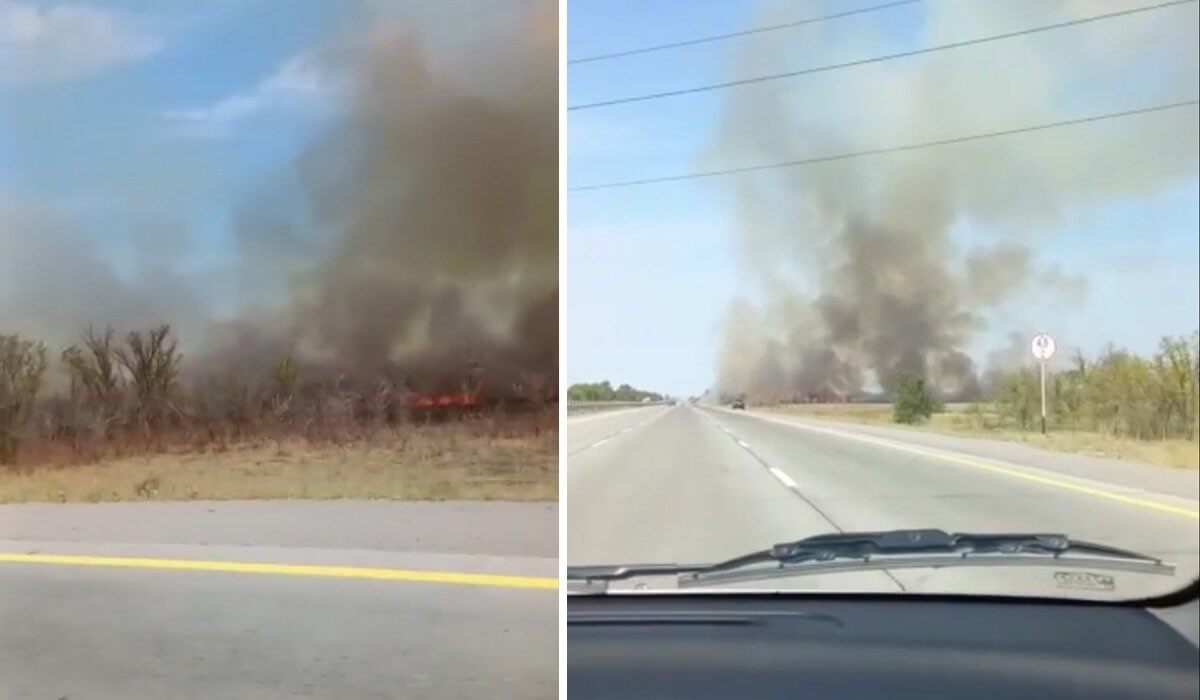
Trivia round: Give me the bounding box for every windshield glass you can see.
[566,0,1199,601]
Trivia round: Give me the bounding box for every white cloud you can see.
[0,0,160,86]
[164,51,345,137]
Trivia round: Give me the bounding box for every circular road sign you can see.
[1031,333,1056,361]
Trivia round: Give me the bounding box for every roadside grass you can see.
[0,414,556,503]
[764,403,1200,470]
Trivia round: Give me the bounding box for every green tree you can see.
[984,333,1199,441]
[1155,333,1199,439]
[568,380,663,402]
[893,374,941,425]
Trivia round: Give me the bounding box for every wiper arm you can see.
[683,529,1175,587]
[712,529,1157,572]
[567,529,1176,590]
[568,563,708,581]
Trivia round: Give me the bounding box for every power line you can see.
[569,0,922,65]
[568,0,1197,111]
[568,99,1199,192]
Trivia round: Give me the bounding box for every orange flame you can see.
[409,391,480,408]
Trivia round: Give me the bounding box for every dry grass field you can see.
[0,412,556,503]
[765,402,1199,469]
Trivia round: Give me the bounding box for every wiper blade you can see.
[566,529,1176,590]
[683,529,1175,587]
[715,529,1160,572]
[568,563,706,581]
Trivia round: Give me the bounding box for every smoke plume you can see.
[2,0,558,398]
[223,1,558,395]
[712,0,1198,400]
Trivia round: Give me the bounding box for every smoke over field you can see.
[226,3,557,396]
[711,0,1198,401]
[0,1,557,472]
[3,0,556,400]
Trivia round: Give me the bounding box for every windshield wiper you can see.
[567,529,1176,590]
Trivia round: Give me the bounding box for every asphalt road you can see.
[567,404,1200,600]
[0,501,557,699]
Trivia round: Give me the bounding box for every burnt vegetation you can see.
[1,324,555,469]
[0,2,560,477]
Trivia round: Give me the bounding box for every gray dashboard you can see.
[568,587,1200,699]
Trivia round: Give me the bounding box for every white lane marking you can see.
[710,407,1199,519]
[769,467,799,489]
[570,405,672,454]
[567,405,658,424]
[712,414,832,513]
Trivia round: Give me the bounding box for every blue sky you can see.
[0,0,367,341]
[568,0,756,397]
[567,0,1200,397]
[1,0,350,202]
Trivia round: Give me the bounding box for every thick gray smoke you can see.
[2,0,557,398]
[712,0,1198,401]
[0,197,207,351]
[220,1,558,395]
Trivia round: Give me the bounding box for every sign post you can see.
[1030,333,1056,436]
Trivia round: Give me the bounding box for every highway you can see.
[0,500,557,699]
[568,403,1200,599]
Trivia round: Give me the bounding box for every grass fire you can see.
[0,0,558,502]
[0,324,556,502]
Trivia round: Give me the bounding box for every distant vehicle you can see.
[731,398,745,410]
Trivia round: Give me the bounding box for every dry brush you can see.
[2,324,556,469]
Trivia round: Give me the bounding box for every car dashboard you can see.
[568,586,1199,699]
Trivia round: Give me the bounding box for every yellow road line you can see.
[0,552,558,590]
[752,413,1200,520]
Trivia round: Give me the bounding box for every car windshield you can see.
[566,0,1199,602]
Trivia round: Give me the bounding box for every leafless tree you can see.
[113,325,182,432]
[61,325,124,440]
[0,334,48,464]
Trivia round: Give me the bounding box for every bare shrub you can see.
[61,325,124,441]
[269,354,299,424]
[2,324,558,470]
[368,378,398,427]
[193,370,263,442]
[0,335,48,465]
[114,325,182,432]
[513,370,549,408]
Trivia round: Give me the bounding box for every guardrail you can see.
[566,400,670,416]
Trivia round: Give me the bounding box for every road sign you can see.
[1030,333,1056,435]
[1030,333,1056,361]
